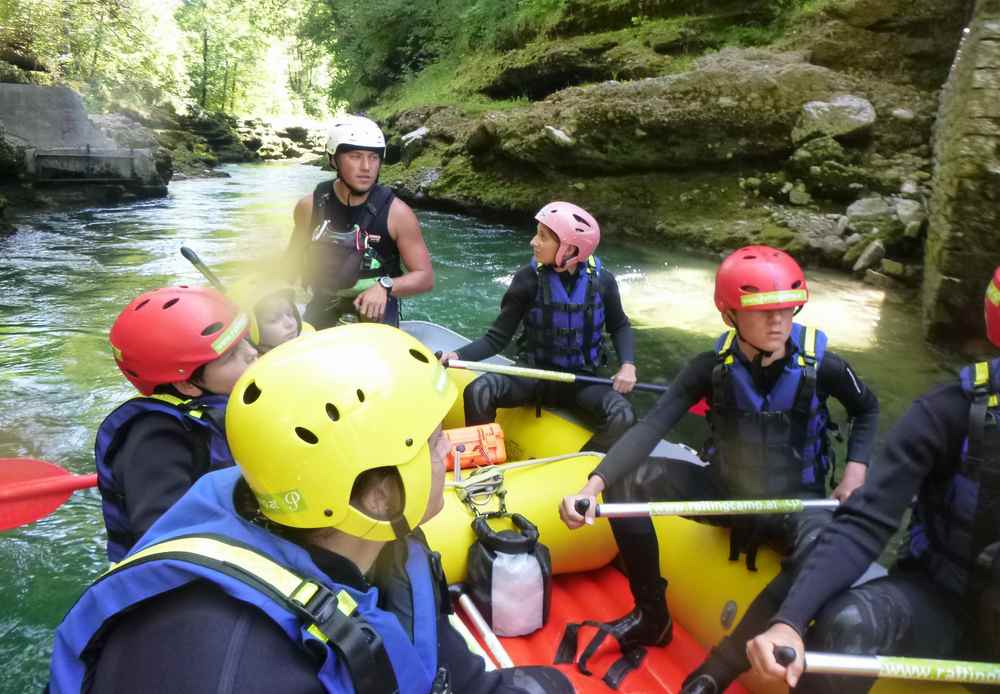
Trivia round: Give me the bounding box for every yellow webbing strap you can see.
[797,326,817,367]
[718,330,737,365]
[104,536,357,643]
[147,393,204,419]
[974,362,999,407]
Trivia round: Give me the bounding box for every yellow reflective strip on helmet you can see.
[976,361,990,387]
[739,289,808,308]
[212,313,249,355]
[987,279,1000,306]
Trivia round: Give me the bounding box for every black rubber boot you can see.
[681,658,739,694]
[601,586,673,649]
[608,515,673,648]
[680,673,720,694]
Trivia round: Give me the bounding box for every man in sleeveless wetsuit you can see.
[287,114,434,328]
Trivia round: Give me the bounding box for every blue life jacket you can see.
[94,393,234,562]
[905,358,1000,597]
[49,467,443,694]
[707,323,832,497]
[521,256,606,373]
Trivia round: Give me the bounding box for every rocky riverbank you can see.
[370,0,975,310]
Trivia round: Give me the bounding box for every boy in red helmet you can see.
[96,286,257,561]
[559,246,880,692]
[439,201,638,453]
[747,266,1000,693]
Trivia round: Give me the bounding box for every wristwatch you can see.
[377,276,394,295]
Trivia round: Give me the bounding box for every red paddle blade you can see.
[0,458,98,531]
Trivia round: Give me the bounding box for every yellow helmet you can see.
[226,323,457,540]
[229,276,306,347]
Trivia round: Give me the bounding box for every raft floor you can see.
[464,564,751,694]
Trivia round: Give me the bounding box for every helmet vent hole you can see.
[572,213,591,228]
[126,369,139,377]
[243,382,261,405]
[743,254,757,260]
[740,285,760,293]
[324,509,333,517]
[326,403,340,421]
[791,280,802,289]
[162,298,180,310]
[134,299,150,311]
[405,438,414,447]
[356,389,365,402]
[296,427,319,444]
[408,348,429,364]
[201,322,224,336]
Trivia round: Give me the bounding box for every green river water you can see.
[0,161,961,691]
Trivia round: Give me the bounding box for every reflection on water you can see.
[0,162,962,691]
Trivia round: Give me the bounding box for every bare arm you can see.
[283,194,313,282]
[387,197,434,297]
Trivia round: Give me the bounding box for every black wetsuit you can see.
[772,381,999,694]
[89,542,573,694]
[457,263,637,453]
[591,343,879,686]
[110,412,223,543]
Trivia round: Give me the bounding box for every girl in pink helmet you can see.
[440,200,638,453]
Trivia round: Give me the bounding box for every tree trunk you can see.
[0,48,48,73]
[220,59,230,112]
[200,28,209,108]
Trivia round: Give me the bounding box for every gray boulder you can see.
[852,239,886,272]
[846,196,897,234]
[792,95,877,144]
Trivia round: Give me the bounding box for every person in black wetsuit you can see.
[748,267,1000,693]
[438,201,638,453]
[51,325,574,694]
[286,114,433,328]
[558,245,880,692]
[95,286,257,562]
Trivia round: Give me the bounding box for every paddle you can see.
[574,498,839,518]
[449,585,515,668]
[446,359,709,415]
[773,646,1000,686]
[180,246,227,292]
[0,458,97,531]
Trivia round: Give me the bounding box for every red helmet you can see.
[985,267,1000,348]
[109,287,249,395]
[534,201,601,269]
[714,245,809,314]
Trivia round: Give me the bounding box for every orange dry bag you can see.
[444,423,506,469]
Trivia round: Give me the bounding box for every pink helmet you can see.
[534,201,600,269]
[985,266,1000,348]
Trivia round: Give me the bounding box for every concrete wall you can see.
[0,84,114,149]
[924,0,1000,344]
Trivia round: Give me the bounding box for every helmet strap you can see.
[726,310,775,360]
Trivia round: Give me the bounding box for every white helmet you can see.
[325,115,386,158]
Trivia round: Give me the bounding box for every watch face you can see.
[379,276,393,289]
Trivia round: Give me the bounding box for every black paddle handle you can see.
[574,374,667,394]
[774,645,797,667]
[180,246,226,293]
[574,498,602,517]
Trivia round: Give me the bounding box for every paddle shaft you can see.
[774,646,1000,685]
[180,246,227,293]
[575,498,839,518]
[455,592,514,668]
[0,473,97,503]
[448,359,667,394]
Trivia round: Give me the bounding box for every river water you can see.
[0,161,960,690]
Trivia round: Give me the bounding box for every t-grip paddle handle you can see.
[180,246,226,293]
[574,498,592,516]
[774,645,797,667]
